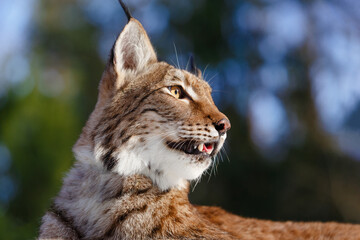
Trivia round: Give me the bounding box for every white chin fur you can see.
[140,137,212,190]
[75,133,225,191]
[100,136,212,191]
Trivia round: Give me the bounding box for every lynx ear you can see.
[112,18,157,76]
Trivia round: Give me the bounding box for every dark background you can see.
[1,0,360,239]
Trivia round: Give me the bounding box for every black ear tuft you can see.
[189,54,202,78]
[189,54,196,73]
[118,0,132,21]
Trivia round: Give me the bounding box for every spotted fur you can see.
[39,7,360,240]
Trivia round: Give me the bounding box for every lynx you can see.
[39,1,360,239]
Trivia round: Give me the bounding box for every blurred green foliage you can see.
[1,0,360,239]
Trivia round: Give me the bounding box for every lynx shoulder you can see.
[39,1,360,239]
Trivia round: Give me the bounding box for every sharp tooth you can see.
[198,143,204,152]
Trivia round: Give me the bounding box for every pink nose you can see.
[215,118,231,135]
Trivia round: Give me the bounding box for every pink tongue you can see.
[203,144,213,153]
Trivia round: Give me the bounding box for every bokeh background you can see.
[1,0,360,238]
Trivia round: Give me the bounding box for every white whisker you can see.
[206,72,218,85]
[185,55,191,71]
[173,43,181,69]
[202,64,210,81]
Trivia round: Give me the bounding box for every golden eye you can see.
[169,86,182,99]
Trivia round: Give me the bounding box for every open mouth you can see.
[166,140,217,156]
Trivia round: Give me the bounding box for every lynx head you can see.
[73,3,230,190]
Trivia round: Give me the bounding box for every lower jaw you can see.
[166,140,217,156]
[194,154,211,163]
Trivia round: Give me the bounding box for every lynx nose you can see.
[215,118,231,135]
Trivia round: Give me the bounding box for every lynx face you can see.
[73,19,230,190]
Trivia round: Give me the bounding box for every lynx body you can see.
[39,2,360,239]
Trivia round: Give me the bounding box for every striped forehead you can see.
[169,69,212,101]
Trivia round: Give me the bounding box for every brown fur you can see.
[196,206,360,239]
[39,11,360,240]
[40,164,235,239]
